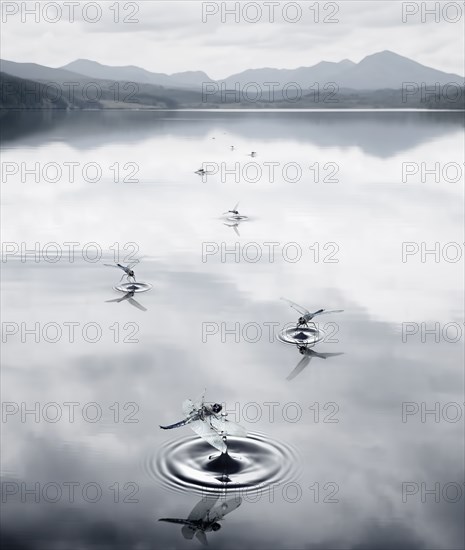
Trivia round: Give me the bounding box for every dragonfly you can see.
[106,288,147,312]
[287,344,344,381]
[223,202,240,217]
[159,495,242,545]
[160,393,247,453]
[281,298,343,328]
[104,262,137,283]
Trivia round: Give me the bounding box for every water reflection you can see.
[159,495,242,545]
[1,110,463,158]
[106,289,148,312]
[223,220,241,236]
[287,344,344,381]
[1,109,463,550]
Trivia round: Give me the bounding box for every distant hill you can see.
[59,51,464,91]
[61,59,214,89]
[0,59,88,82]
[337,50,463,89]
[0,72,97,109]
[0,67,205,111]
[1,51,464,110]
[221,51,464,91]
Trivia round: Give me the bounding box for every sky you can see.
[1,1,464,80]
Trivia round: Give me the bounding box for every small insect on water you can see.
[104,262,138,283]
[223,201,240,216]
[160,392,247,454]
[281,297,344,329]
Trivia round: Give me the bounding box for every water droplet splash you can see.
[114,282,152,293]
[277,325,325,346]
[147,433,300,496]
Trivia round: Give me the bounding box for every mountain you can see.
[337,50,464,90]
[1,52,463,110]
[221,59,356,89]
[3,52,463,94]
[60,59,213,88]
[0,59,87,82]
[222,51,464,91]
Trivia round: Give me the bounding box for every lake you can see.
[1,110,464,549]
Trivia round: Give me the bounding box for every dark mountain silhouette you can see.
[61,59,214,88]
[1,51,463,110]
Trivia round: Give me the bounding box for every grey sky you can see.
[1,1,464,79]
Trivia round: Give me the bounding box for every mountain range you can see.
[2,51,464,91]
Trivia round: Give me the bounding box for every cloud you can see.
[1,1,463,78]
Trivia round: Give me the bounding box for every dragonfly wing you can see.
[210,497,242,521]
[106,293,131,304]
[187,496,219,521]
[127,297,147,312]
[233,201,240,211]
[314,309,344,317]
[182,399,196,417]
[233,225,240,237]
[280,298,310,316]
[286,356,311,381]
[195,531,208,545]
[314,351,344,360]
[210,415,247,438]
[181,525,197,540]
[104,263,120,269]
[189,420,227,453]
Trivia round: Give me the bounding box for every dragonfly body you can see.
[160,403,222,430]
[298,309,324,327]
[105,262,137,283]
[281,298,343,328]
[223,202,241,217]
[117,263,135,279]
[160,395,246,453]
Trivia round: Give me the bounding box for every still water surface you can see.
[1,110,464,549]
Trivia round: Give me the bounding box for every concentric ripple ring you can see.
[114,281,153,293]
[277,326,325,346]
[146,432,301,496]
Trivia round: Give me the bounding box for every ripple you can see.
[227,215,248,221]
[277,326,325,346]
[146,432,300,496]
[114,282,152,293]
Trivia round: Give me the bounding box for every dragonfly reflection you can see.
[159,495,242,545]
[281,297,343,329]
[104,262,138,283]
[287,344,344,381]
[224,220,241,236]
[160,393,247,453]
[106,287,147,312]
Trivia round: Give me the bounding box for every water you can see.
[1,110,464,549]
